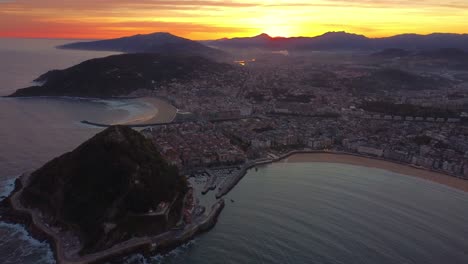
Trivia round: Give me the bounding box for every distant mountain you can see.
[374,33,468,51]
[205,33,277,49]
[20,125,188,253]
[9,53,233,97]
[59,31,468,53]
[205,32,468,51]
[59,32,226,58]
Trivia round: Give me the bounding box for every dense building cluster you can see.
[142,122,246,170]
[140,54,468,179]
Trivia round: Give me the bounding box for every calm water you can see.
[1,39,468,264]
[121,163,468,264]
[0,39,155,263]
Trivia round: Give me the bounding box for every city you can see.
[136,54,468,181]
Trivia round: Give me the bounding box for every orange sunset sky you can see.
[1,0,468,40]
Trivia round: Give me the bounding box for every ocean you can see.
[1,38,468,264]
[137,162,468,264]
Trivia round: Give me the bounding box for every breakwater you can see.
[81,120,181,128]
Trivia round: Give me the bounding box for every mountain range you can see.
[205,32,468,51]
[59,31,468,56]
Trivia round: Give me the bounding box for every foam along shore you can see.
[2,172,225,264]
[283,153,468,192]
[119,97,177,125]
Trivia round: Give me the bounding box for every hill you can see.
[349,68,452,93]
[20,126,188,254]
[371,48,412,58]
[59,32,226,58]
[417,48,468,60]
[9,53,233,97]
[371,48,468,70]
[205,32,468,51]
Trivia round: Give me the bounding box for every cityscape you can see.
[136,54,468,179]
[1,0,468,263]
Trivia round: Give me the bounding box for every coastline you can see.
[120,97,177,125]
[283,152,468,192]
[216,151,468,198]
[4,95,178,127]
[1,172,225,264]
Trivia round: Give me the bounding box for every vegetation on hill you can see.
[350,68,452,93]
[21,126,188,253]
[9,53,232,97]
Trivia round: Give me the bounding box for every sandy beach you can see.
[121,97,177,125]
[282,153,468,192]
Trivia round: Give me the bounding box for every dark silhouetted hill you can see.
[9,53,233,97]
[20,126,188,253]
[205,32,468,51]
[350,68,453,93]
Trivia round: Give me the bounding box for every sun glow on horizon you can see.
[1,0,468,40]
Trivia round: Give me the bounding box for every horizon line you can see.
[2,30,468,42]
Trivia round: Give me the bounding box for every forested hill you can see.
[9,53,233,97]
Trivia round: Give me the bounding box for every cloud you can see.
[1,0,468,39]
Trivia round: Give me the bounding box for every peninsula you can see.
[8,53,234,98]
[1,126,224,264]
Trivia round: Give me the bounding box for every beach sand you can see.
[283,153,468,192]
[121,97,177,125]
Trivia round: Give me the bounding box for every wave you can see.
[0,222,55,264]
[122,240,196,264]
[0,178,16,201]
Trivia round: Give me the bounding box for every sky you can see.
[1,0,468,40]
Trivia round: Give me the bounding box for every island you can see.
[0,126,224,264]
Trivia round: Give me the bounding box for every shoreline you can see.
[283,152,468,192]
[2,153,467,263]
[2,95,178,126]
[81,97,178,128]
[216,150,468,198]
[1,172,225,264]
[120,97,177,125]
